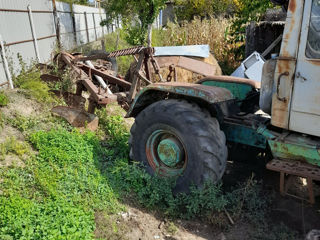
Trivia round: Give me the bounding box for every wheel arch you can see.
[125,83,234,118]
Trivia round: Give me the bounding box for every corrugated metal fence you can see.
[0,0,116,88]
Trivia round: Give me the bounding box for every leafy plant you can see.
[101,0,167,45]
[0,91,9,107]
[0,195,95,240]
[0,137,30,161]
[174,0,235,21]
[13,54,54,103]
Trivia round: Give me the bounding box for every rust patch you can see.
[271,95,290,129]
[288,0,296,13]
[310,60,320,66]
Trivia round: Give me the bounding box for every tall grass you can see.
[153,17,241,74]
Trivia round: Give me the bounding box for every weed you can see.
[0,91,9,107]
[8,114,41,133]
[13,55,54,103]
[225,175,269,224]
[0,137,30,161]
[7,112,72,134]
[0,128,123,239]
[165,221,178,236]
[0,195,95,240]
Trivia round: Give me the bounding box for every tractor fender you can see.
[126,82,234,118]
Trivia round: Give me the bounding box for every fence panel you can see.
[0,0,149,88]
[56,1,76,50]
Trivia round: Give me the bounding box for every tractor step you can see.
[267,159,320,204]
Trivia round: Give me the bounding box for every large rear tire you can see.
[129,99,227,192]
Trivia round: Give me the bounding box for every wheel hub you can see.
[145,129,188,177]
[157,137,183,167]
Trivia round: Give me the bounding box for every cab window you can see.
[306,0,320,59]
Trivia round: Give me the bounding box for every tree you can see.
[174,0,235,21]
[59,0,89,5]
[231,0,274,38]
[101,0,167,45]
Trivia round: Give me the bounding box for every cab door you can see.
[271,0,304,130]
[289,0,320,137]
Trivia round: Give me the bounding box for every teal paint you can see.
[268,139,320,167]
[201,81,252,100]
[222,122,267,149]
[157,138,183,167]
[258,126,320,167]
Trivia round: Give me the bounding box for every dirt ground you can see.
[94,161,320,240]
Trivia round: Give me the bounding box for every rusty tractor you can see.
[127,0,320,202]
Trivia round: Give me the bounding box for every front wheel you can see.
[129,99,228,192]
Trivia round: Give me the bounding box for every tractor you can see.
[126,0,320,201]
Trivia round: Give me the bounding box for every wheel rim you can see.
[146,129,187,177]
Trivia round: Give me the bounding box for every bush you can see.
[13,55,53,103]
[0,91,9,106]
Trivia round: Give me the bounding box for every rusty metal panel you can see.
[271,0,305,129]
[155,56,217,76]
[126,82,234,117]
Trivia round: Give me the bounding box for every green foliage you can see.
[174,0,234,21]
[101,0,167,45]
[0,91,9,107]
[0,137,30,161]
[231,0,273,37]
[7,112,72,134]
[29,129,94,166]
[104,31,134,75]
[0,195,94,240]
[0,128,123,239]
[58,0,89,6]
[13,55,53,103]
[9,114,42,133]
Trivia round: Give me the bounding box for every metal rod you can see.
[0,8,53,13]
[0,81,9,87]
[0,35,14,89]
[261,34,283,58]
[92,13,98,41]
[84,12,89,43]
[27,5,41,62]
[52,0,61,50]
[71,4,78,46]
[4,35,56,47]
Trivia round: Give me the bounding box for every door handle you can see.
[276,71,289,102]
[296,72,307,82]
